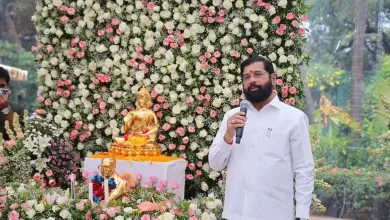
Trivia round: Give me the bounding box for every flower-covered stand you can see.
[84,156,186,199]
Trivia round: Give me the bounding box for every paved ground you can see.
[311,216,353,220]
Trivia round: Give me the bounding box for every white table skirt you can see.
[84,157,186,200]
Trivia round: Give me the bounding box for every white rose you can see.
[268,6,276,15]
[56,197,66,205]
[53,0,63,7]
[278,55,288,63]
[278,0,288,8]
[59,210,71,219]
[268,52,277,61]
[123,207,133,214]
[191,44,201,55]
[115,216,124,220]
[26,209,36,218]
[223,0,233,9]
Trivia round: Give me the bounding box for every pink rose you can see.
[41,180,47,187]
[143,182,150,189]
[280,24,287,30]
[33,173,41,180]
[197,161,203,167]
[299,28,306,35]
[232,51,240,58]
[121,109,128,116]
[8,210,19,220]
[145,56,153,64]
[156,185,164,192]
[213,51,221,58]
[85,132,91,138]
[162,123,171,131]
[286,13,295,20]
[79,41,87,50]
[204,52,211,59]
[179,145,186,151]
[216,16,224,23]
[290,97,296,105]
[247,48,253,54]
[153,104,160,111]
[183,136,189,144]
[64,79,72,85]
[67,7,75,15]
[16,132,24,138]
[97,30,105,36]
[186,174,194,180]
[301,14,308,22]
[111,18,120,26]
[289,32,297,39]
[172,182,179,189]
[292,20,299,27]
[99,214,108,220]
[59,5,68,11]
[82,170,89,178]
[129,181,136,188]
[289,86,297,94]
[214,68,221,74]
[147,2,155,10]
[45,170,53,177]
[160,180,168,187]
[76,201,85,211]
[141,215,151,220]
[151,90,158,98]
[37,96,44,102]
[240,38,248,46]
[176,127,185,136]
[195,107,203,114]
[168,144,176,150]
[79,135,86,142]
[136,173,142,180]
[92,108,99,115]
[196,170,202,176]
[31,45,38,52]
[264,3,271,9]
[273,16,281,24]
[85,212,93,220]
[47,45,53,52]
[122,197,130,204]
[150,176,157,183]
[63,90,71,97]
[210,110,217,118]
[282,92,288,98]
[45,99,52,106]
[106,207,117,217]
[282,86,288,93]
[77,51,84,58]
[83,124,88,130]
[284,99,291,105]
[60,15,69,24]
[21,203,29,211]
[188,126,195,133]
[186,96,194,104]
[188,163,195,170]
[156,111,163,118]
[276,28,284,36]
[163,103,169,109]
[276,79,283,86]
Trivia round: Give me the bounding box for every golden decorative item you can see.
[99,156,131,201]
[319,96,361,132]
[111,86,162,156]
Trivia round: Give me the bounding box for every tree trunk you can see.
[350,0,368,147]
[0,0,20,44]
[300,65,315,124]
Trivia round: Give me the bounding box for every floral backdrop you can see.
[32,0,309,194]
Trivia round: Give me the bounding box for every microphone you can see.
[235,100,250,144]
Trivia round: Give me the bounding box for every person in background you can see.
[209,56,314,220]
[0,66,24,140]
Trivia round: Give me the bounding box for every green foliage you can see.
[315,168,390,220]
[0,40,37,112]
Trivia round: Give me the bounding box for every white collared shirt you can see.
[209,96,314,220]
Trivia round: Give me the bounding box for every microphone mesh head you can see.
[240,100,251,108]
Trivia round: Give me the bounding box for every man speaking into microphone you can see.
[209,56,314,220]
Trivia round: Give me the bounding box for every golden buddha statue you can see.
[99,156,131,201]
[111,86,162,156]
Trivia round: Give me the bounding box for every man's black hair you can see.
[0,67,10,85]
[240,56,275,76]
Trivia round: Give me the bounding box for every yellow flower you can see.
[308,83,314,88]
[319,86,325,91]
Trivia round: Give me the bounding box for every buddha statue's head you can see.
[99,156,117,178]
[136,86,152,108]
